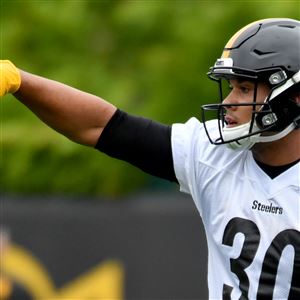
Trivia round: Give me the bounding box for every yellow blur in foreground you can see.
[1,244,124,299]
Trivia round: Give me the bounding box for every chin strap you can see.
[224,122,297,151]
[255,123,296,143]
[223,122,260,150]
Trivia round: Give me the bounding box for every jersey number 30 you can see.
[222,217,300,300]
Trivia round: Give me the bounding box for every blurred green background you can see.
[1,0,299,198]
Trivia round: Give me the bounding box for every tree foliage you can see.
[1,0,299,198]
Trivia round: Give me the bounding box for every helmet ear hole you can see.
[291,91,300,104]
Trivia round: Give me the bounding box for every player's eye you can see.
[240,86,250,94]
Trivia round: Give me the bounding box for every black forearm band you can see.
[95,109,178,183]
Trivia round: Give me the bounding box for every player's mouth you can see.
[224,116,238,127]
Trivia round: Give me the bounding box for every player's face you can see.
[222,79,270,128]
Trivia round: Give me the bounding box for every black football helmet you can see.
[201,18,300,150]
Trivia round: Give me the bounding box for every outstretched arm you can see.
[15,71,117,146]
[1,60,177,182]
[1,61,117,146]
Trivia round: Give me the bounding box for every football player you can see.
[1,18,299,299]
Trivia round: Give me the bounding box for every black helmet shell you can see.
[222,18,300,76]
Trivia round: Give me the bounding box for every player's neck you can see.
[252,130,300,166]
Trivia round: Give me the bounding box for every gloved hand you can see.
[0,60,21,97]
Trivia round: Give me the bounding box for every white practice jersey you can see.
[171,118,300,300]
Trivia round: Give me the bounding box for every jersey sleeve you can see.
[171,117,203,194]
[171,117,235,216]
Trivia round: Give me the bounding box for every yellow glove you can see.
[0,60,21,97]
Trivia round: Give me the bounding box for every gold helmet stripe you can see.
[222,19,269,58]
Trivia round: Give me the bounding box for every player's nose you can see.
[222,92,238,111]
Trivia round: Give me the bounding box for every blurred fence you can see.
[1,192,208,299]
